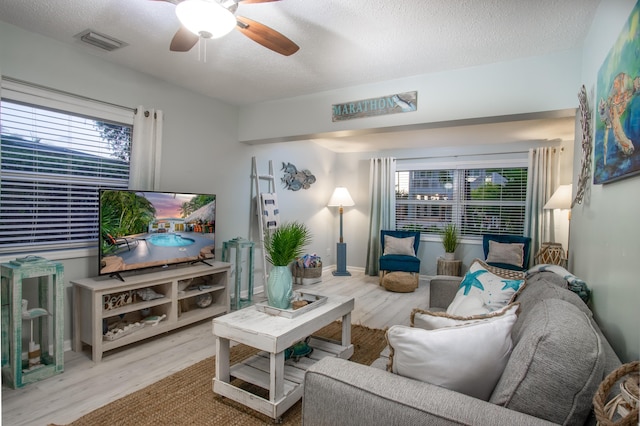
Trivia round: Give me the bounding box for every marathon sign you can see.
[332,91,417,122]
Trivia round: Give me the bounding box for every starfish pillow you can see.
[447,259,525,316]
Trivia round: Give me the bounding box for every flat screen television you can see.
[98,189,216,279]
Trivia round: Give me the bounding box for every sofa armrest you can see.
[303,358,556,426]
[429,275,462,310]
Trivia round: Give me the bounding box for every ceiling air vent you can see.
[74,29,128,52]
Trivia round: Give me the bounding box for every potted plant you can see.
[263,221,312,309]
[441,223,459,260]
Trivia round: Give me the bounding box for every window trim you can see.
[397,158,529,172]
[1,79,134,125]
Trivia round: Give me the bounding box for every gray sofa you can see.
[302,271,622,426]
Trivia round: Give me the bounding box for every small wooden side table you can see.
[437,257,462,276]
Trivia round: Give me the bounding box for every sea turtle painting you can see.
[593,3,640,184]
[598,72,639,164]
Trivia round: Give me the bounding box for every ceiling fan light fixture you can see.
[175,0,237,39]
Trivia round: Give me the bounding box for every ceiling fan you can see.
[153,0,299,56]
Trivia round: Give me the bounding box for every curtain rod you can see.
[1,76,136,112]
[397,146,563,161]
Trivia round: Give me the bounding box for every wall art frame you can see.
[593,3,640,184]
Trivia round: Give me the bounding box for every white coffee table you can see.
[212,294,355,420]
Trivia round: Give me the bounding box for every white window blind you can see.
[0,82,133,253]
[396,166,528,238]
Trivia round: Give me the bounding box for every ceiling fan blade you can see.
[236,16,299,56]
[170,26,199,52]
[238,0,282,4]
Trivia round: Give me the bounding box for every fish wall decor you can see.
[281,162,316,191]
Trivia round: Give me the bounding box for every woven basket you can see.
[593,361,639,426]
[535,242,567,266]
[293,264,322,285]
[382,271,417,293]
[293,264,322,279]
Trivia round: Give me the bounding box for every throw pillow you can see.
[486,240,524,268]
[383,235,415,256]
[447,259,525,316]
[411,303,520,330]
[386,306,519,401]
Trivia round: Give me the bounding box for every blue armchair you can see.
[379,230,421,284]
[482,234,532,271]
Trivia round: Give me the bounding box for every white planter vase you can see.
[444,252,456,261]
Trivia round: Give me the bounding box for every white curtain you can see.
[365,157,396,276]
[524,147,561,267]
[129,106,163,191]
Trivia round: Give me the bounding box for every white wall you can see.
[238,49,582,143]
[574,0,639,363]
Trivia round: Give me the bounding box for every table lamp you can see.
[542,184,573,264]
[328,187,355,276]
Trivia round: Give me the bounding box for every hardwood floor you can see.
[1,270,431,426]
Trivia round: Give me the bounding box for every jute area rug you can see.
[56,321,387,426]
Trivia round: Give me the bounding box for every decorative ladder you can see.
[250,157,278,287]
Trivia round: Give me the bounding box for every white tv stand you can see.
[71,261,230,362]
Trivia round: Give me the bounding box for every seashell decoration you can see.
[281,162,316,191]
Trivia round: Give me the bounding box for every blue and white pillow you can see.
[447,259,525,316]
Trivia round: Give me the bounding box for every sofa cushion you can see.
[519,271,591,315]
[489,298,604,425]
[411,303,520,330]
[386,305,518,401]
[447,259,525,316]
[511,271,592,342]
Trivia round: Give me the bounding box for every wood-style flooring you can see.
[1,270,430,426]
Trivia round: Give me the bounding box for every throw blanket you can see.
[527,264,591,303]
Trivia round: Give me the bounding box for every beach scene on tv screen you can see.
[99,191,215,275]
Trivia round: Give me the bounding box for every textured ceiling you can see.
[0,0,599,151]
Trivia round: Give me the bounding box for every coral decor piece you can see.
[573,85,592,207]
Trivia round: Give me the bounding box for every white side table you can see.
[212,294,354,420]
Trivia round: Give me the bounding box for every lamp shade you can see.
[328,187,355,207]
[544,184,572,210]
[175,0,237,39]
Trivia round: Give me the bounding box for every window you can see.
[0,80,133,253]
[396,165,528,238]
